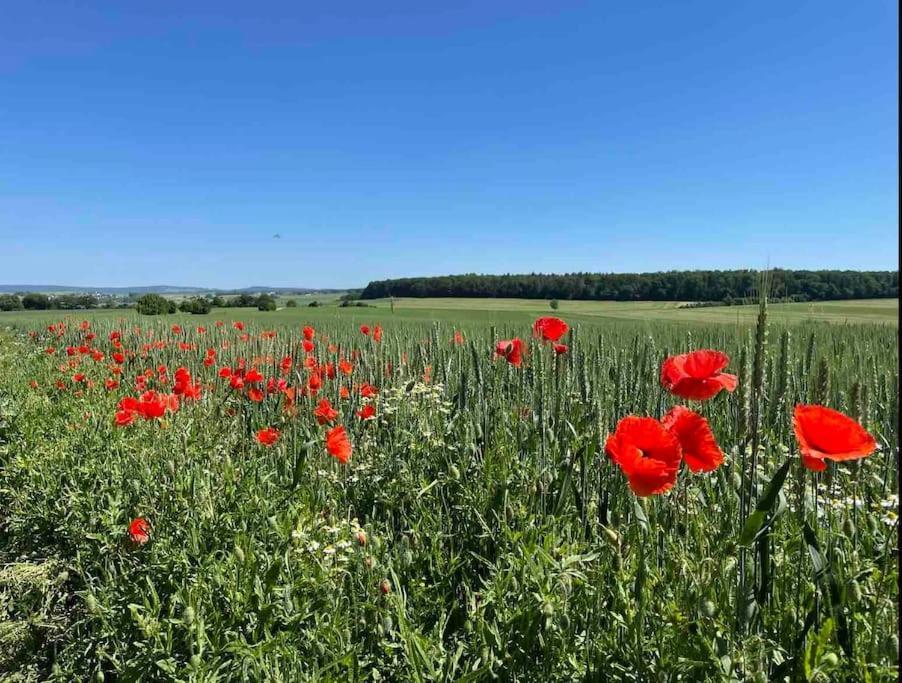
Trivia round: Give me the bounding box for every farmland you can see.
[0,300,897,681]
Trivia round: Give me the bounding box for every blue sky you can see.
[1,1,897,289]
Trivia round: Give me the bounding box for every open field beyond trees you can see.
[0,298,897,680]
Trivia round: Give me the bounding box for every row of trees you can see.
[360,270,899,303]
[0,292,124,311]
[134,293,279,315]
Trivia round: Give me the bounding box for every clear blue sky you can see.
[1,1,897,289]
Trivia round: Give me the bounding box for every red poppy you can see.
[660,350,738,401]
[360,325,370,336]
[553,344,568,355]
[605,416,682,496]
[793,404,877,472]
[302,340,315,353]
[533,317,569,343]
[247,387,265,403]
[326,425,352,464]
[115,410,135,427]
[128,517,150,545]
[357,404,376,420]
[339,359,353,376]
[314,399,339,425]
[256,426,281,446]
[307,372,323,394]
[303,326,315,341]
[452,331,465,345]
[494,338,524,367]
[244,368,264,383]
[373,325,383,342]
[359,383,378,398]
[661,406,724,473]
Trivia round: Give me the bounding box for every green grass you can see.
[1,297,896,330]
[0,300,897,680]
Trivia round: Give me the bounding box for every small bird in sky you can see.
[273,233,282,239]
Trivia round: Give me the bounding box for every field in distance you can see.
[0,297,896,328]
[359,297,898,326]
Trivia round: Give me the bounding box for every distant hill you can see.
[0,285,348,295]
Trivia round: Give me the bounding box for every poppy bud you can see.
[821,652,838,667]
[182,606,195,625]
[233,545,245,563]
[85,593,99,614]
[356,530,367,546]
[602,526,620,546]
[701,599,716,617]
[190,654,202,668]
[449,464,460,480]
[848,580,862,603]
[364,556,376,570]
[842,517,855,538]
[379,579,391,595]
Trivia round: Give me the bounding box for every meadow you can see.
[0,298,897,681]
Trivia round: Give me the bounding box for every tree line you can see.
[359,270,898,303]
[0,291,283,313]
[0,292,120,311]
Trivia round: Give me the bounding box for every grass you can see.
[1,297,897,330]
[0,300,897,680]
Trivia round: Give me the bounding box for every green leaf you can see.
[739,459,791,546]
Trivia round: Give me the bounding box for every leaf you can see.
[739,459,791,546]
[803,522,853,658]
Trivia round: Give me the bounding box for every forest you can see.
[360,269,899,303]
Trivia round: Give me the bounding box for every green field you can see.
[0,299,897,680]
[1,297,896,330]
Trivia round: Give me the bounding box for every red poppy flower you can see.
[339,386,350,400]
[326,425,352,464]
[303,326,315,341]
[115,410,135,427]
[247,387,265,403]
[339,359,353,376]
[360,325,370,336]
[452,331,464,345]
[256,426,281,446]
[793,404,877,472]
[302,340,315,353]
[357,404,376,420]
[553,344,568,355]
[533,317,569,343]
[661,406,724,473]
[359,383,378,398]
[660,350,738,401]
[373,325,383,342]
[307,372,323,394]
[494,338,524,367]
[314,399,339,425]
[128,517,150,545]
[244,368,264,383]
[605,416,682,496]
